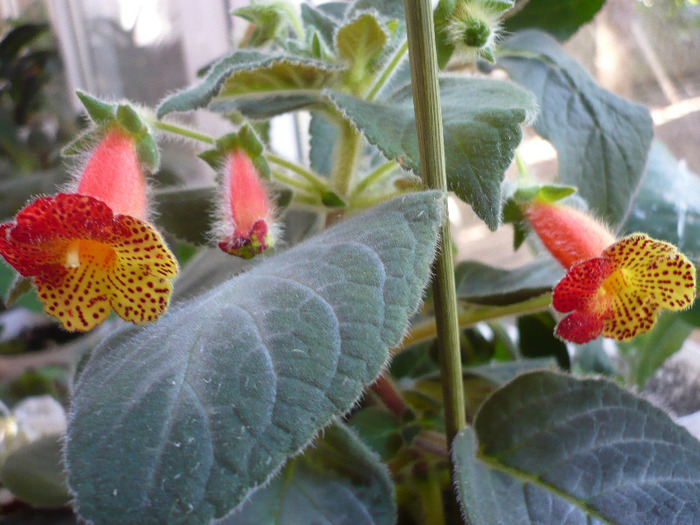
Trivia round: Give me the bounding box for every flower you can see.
[552,234,696,343]
[216,149,276,259]
[0,126,178,332]
[523,199,696,343]
[0,193,178,332]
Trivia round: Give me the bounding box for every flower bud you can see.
[75,127,148,220]
[216,149,276,259]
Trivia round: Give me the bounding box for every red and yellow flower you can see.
[524,199,696,344]
[0,127,178,332]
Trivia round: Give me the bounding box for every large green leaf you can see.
[455,258,561,306]
[504,0,606,41]
[220,423,395,525]
[453,371,700,524]
[157,51,343,117]
[66,191,443,524]
[325,77,536,230]
[622,142,700,262]
[499,30,653,225]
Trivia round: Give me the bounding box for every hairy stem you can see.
[404,0,465,448]
[367,40,409,101]
[152,120,216,145]
[351,161,398,198]
[267,153,327,191]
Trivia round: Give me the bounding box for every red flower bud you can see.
[215,149,276,259]
[75,128,148,220]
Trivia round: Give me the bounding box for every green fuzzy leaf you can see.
[152,186,217,245]
[325,77,536,230]
[499,31,653,225]
[301,3,340,49]
[309,112,337,176]
[135,134,159,172]
[116,104,146,136]
[336,14,387,89]
[453,371,700,524]
[76,90,115,125]
[157,51,343,118]
[1,435,70,508]
[345,0,405,25]
[622,142,700,263]
[455,259,561,306]
[517,313,570,370]
[233,1,297,47]
[222,423,395,524]
[504,0,605,41]
[209,93,327,120]
[627,312,694,388]
[66,191,443,524]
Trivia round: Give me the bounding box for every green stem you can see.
[351,161,398,198]
[271,170,316,193]
[403,0,465,446]
[330,120,363,199]
[367,40,409,101]
[400,293,552,349]
[267,153,327,191]
[152,120,216,145]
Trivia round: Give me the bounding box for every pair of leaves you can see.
[499,30,654,226]
[454,371,700,524]
[66,192,443,523]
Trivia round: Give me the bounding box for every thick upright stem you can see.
[403,0,465,445]
[330,120,363,198]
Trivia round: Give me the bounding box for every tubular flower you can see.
[0,194,178,331]
[75,127,148,219]
[524,200,696,344]
[216,149,276,259]
[0,126,178,331]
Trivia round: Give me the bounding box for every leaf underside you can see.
[499,30,654,226]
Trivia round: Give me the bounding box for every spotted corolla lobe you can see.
[0,193,178,331]
[553,233,696,344]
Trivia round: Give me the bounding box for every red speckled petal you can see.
[35,261,111,332]
[555,310,606,344]
[604,233,696,312]
[552,257,616,313]
[602,286,661,341]
[1,194,178,331]
[106,215,178,324]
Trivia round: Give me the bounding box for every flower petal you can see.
[552,257,616,313]
[106,215,178,324]
[35,260,111,332]
[603,233,696,311]
[555,310,606,344]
